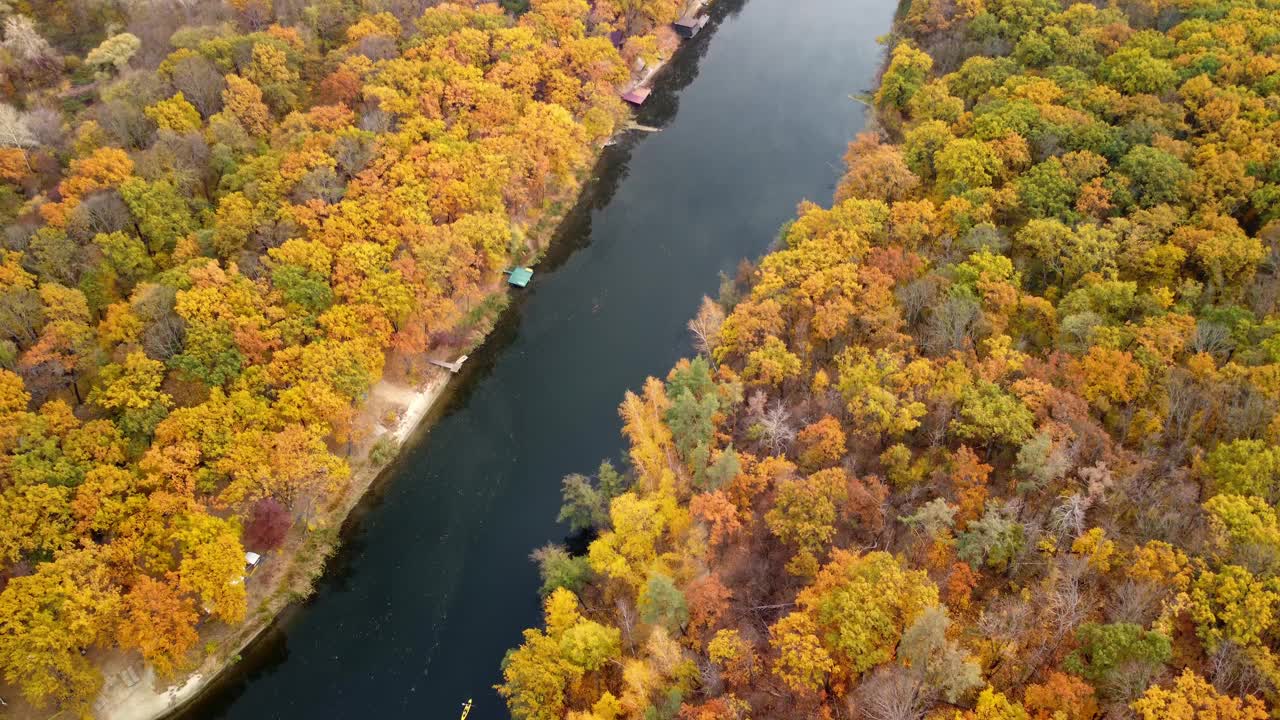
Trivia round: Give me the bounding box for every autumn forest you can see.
[500,0,1280,717]
[5,0,1280,718]
[0,0,693,716]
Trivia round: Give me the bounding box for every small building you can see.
[673,14,708,38]
[507,267,534,287]
[621,87,651,105]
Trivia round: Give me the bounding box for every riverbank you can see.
[88,9,712,720]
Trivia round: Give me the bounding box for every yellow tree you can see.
[88,350,173,440]
[0,548,120,714]
[220,74,272,136]
[769,612,835,693]
[792,549,938,680]
[175,512,246,623]
[217,424,350,511]
[144,92,203,132]
[116,574,199,678]
[587,491,671,589]
[1131,670,1267,720]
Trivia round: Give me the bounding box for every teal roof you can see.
[507,267,533,287]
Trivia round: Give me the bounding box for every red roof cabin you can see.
[622,87,652,105]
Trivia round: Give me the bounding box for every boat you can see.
[460,698,473,720]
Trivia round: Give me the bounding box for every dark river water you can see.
[182,0,893,717]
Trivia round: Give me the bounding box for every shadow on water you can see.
[169,6,739,718]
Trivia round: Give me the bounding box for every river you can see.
[180,0,894,716]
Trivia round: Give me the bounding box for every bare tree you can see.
[1046,560,1090,639]
[856,665,929,720]
[75,191,133,237]
[923,295,979,356]
[1049,493,1090,540]
[93,99,155,150]
[0,288,42,345]
[291,166,346,205]
[354,34,398,61]
[1220,382,1276,441]
[1209,641,1270,699]
[333,134,375,178]
[0,103,36,149]
[23,106,64,149]
[143,314,185,361]
[1192,320,1234,358]
[1164,369,1208,447]
[170,54,226,119]
[123,0,221,67]
[360,107,393,134]
[760,401,796,454]
[1107,579,1161,626]
[687,296,724,357]
[616,597,637,652]
[1,15,54,66]
[895,277,936,328]
[138,130,212,196]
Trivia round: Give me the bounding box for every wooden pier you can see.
[429,355,468,373]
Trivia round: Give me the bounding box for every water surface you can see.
[183,0,894,716]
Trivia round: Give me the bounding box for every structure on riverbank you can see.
[506,267,534,287]
[674,13,709,37]
[621,86,652,105]
[428,355,469,373]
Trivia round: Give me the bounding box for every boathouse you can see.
[673,14,708,38]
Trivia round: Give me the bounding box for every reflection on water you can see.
[179,0,894,717]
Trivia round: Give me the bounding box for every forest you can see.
[499,0,1280,717]
[0,0,693,716]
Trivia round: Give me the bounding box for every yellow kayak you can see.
[460,699,473,720]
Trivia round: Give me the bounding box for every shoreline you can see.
[91,12,705,720]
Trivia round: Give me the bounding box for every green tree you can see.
[956,506,1025,571]
[639,573,688,632]
[85,33,140,75]
[557,460,626,532]
[531,544,591,596]
[1064,623,1172,684]
[1119,146,1191,208]
[1207,439,1280,501]
[898,605,984,702]
[951,381,1035,446]
[1097,47,1176,95]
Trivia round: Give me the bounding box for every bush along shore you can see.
[498,0,1280,717]
[0,0,711,717]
